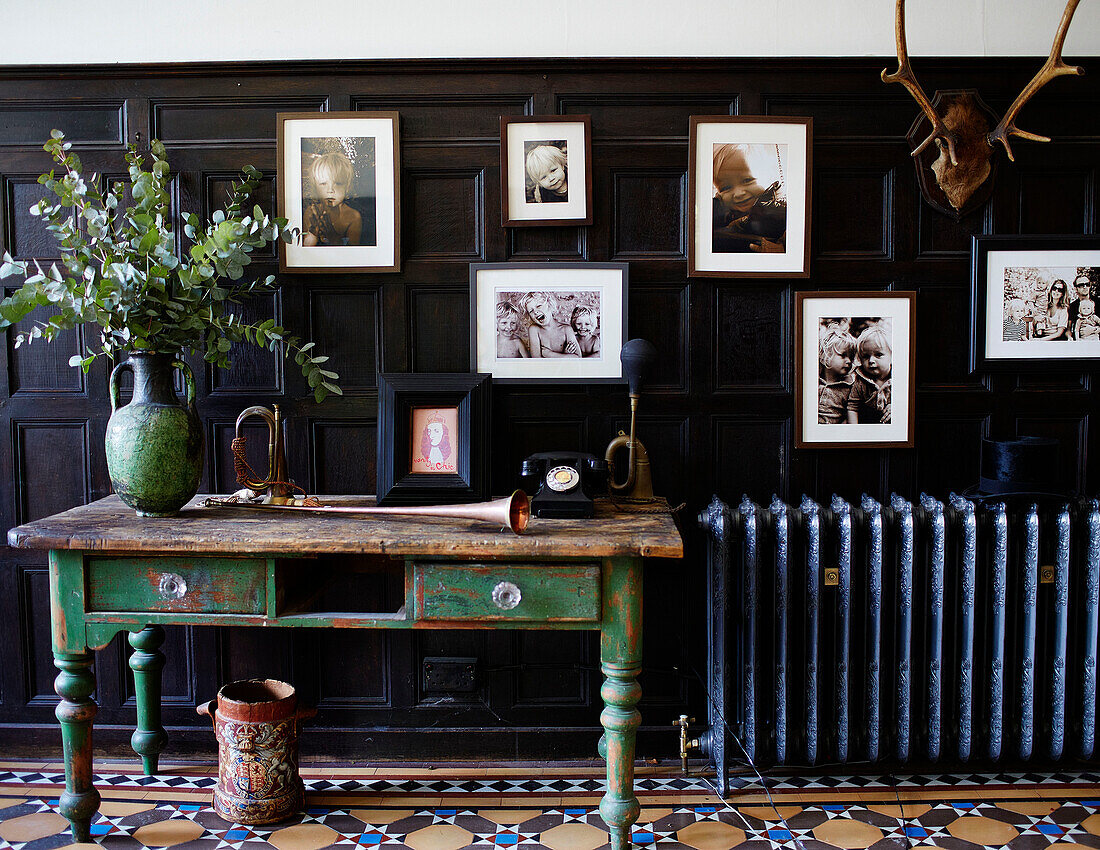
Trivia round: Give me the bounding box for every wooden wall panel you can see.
[559,94,734,139]
[714,285,788,392]
[152,98,326,144]
[209,293,283,395]
[815,167,892,259]
[311,421,377,495]
[0,58,1096,758]
[5,176,60,259]
[611,170,685,258]
[406,169,483,259]
[713,416,790,504]
[7,307,85,395]
[914,416,990,498]
[0,102,123,146]
[626,284,689,393]
[13,421,89,525]
[352,95,532,141]
[19,568,55,704]
[512,631,591,707]
[309,289,381,390]
[408,285,470,373]
[508,226,585,260]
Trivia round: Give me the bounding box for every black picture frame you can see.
[970,234,1100,372]
[469,262,629,384]
[376,373,491,506]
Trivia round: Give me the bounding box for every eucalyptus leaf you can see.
[0,130,339,402]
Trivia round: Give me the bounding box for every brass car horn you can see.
[605,338,657,503]
[233,404,303,503]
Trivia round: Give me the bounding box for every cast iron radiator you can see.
[696,493,1100,794]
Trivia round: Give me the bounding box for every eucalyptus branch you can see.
[0,130,338,400]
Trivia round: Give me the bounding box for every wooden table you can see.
[7,494,683,850]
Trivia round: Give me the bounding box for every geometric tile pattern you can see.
[2,761,1100,850]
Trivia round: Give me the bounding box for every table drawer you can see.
[86,557,267,614]
[413,563,601,622]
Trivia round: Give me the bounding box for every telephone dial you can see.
[521,452,608,518]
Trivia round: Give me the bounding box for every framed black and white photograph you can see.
[470,263,627,383]
[277,112,400,273]
[688,116,812,278]
[376,373,490,506]
[970,234,1100,371]
[500,116,593,227]
[794,291,916,449]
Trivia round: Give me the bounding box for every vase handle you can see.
[173,360,197,410]
[108,358,133,412]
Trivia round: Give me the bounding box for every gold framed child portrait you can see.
[500,116,593,227]
[794,291,916,449]
[688,116,812,279]
[276,111,401,273]
[470,262,627,383]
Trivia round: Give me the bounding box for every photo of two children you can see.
[818,317,893,426]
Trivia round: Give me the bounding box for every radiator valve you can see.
[673,714,697,774]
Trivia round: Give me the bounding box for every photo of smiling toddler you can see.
[524,141,568,204]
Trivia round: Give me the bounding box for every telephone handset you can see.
[521,452,608,518]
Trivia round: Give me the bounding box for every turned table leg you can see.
[54,652,101,842]
[129,625,168,775]
[600,557,643,850]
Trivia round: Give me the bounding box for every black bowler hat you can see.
[963,436,1068,501]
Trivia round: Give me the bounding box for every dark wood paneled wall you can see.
[0,58,1096,759]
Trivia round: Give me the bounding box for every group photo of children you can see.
[818,317,893,425]
[1000,266,1099,342]
[524,140,569,204]
[494,288,602,359]
[300,136,377,247]
[711,142,788,255]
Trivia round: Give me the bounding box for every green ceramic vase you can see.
[105,353,204,517]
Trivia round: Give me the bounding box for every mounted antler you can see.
[881,0,958,166]
[882,0,1085,216]
[988,0,1085,160]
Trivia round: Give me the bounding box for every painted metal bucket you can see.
[197,679,315,825]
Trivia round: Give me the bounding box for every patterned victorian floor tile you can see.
[5,762,1100,849]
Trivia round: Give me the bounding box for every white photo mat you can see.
[983,249,1100,360]
[692,120,809,275]
[505,121,589,223]
[799,295,913,446]
[280,115,397,270]
[472,265,624,381]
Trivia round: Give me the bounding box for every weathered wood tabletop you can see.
[8,495,684,559]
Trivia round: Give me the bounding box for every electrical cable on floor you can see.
[685,661,809,850]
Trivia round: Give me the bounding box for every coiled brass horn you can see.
[206,490,531,535]
[234,404,293,501]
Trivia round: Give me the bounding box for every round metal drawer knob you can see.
[158,573,187,599]
[491,581,522,610]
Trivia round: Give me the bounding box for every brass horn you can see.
[234,404,293,501]
[207,490,531,535]
[605,338,658,503]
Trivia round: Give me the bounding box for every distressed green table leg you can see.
[54,652,101,842]
[129,625,168,775]
[600,556,643,850]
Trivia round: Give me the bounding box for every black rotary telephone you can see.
[521,452,608,518]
